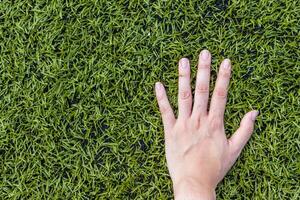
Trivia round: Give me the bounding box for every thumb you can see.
[228,110,259,158]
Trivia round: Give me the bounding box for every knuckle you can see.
[179,68,190,77]
[209,115,223,131]
[160,105,170,115]
[191,116,200,130]
[180,90,191,100]
[196,84,209,94]
[243,124,254,133]
[180,120,189,132]
[198,62,210,69]
[194,103,204,111]
[219,70,231,78]
[156,94,164,101]
[216,88,227,99]
[179,71,188,77]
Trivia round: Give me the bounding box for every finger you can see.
[209,59,231,119]
[178,58,192,119]
[192,49,211,121]
[228,110,259,158]
[155,82,176,133]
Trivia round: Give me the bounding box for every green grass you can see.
[0,0,299,199]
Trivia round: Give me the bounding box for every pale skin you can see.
[155,50,259,200]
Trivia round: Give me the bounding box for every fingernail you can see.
[200,50,209,60]
[223,59,231,69]
[155,82,162,90]
[180,58,188,68]
[251,110,259,121]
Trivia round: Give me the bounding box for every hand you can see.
[155,50,259,200]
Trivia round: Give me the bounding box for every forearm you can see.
[173,178,216,200]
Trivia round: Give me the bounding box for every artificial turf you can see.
[0,0,299,199]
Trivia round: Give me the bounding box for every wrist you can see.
[173,178,216,200]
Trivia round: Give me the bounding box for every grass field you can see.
[0,0,299,199]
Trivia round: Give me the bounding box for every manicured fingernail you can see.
[251,110,259,121]
[155,82,162,90]
[223,59,231,69]
[200,50,209,60]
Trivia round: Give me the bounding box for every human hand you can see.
[155,50,259,200]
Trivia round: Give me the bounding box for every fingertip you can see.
[251,110,259,121]
[222,58,231,69]
[200,49,211,60]
[229,110,258,156]
[180,57,189,63]
[155,82,162,90]
[240,110,257,127]
[155,82,167,102]
[179,57,190,71]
